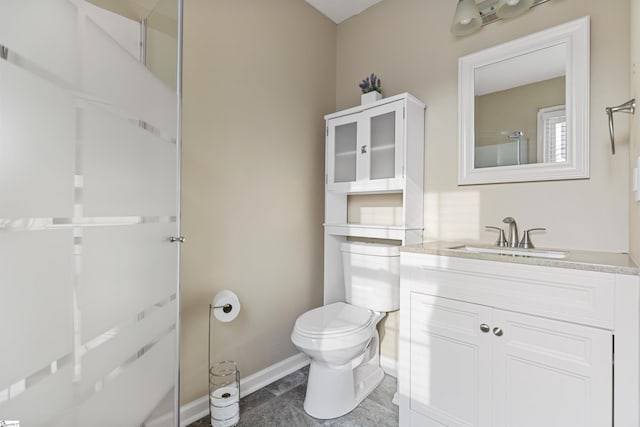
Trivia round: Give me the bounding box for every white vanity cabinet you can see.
[399,251,640,427]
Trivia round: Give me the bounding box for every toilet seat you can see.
[293,302,374,338]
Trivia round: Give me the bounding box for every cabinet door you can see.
[408,293,492,427]
[363,101,404,182]
[492,309,612,427]
[326,101,404,192]
[327,114,358,187]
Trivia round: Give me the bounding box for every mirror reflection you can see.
[473,43,566,168]
[458,17,589,185]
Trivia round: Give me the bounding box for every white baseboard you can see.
[380,355,397,378]
[179,352,310,427]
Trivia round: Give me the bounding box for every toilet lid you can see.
[294,302,375,337]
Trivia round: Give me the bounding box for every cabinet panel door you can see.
[328,115,358,186]
[364,101,404,181]
[492,309,612,427]
[409,293,492,427]
[326,100,405,192]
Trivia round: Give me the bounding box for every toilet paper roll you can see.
[210,386,239,406]
[212,290,241,322]
[211,401,239,421]
[211,413,239,427]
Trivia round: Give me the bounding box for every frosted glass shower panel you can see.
[79,299,177,393]
[79,223,178,342]
[0,60,75,218]
[74,331,176,427]
[370,111,395,180]
[334,122,358,183]
[0,230,74,387]
[0,0,80,84]
[0,0,181,424]
[81,104,177,217]
[0,366,74,427]
[82,17,177,139]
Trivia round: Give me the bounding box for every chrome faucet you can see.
[502,217,519,248]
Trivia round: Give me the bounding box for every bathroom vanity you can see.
[398,242,640,427]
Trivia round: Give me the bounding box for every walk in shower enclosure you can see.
[0,0,182,425]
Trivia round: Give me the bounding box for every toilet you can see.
[291,241,400,419]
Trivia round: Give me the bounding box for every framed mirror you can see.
[458,17,590,185]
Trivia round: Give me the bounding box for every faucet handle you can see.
[519,228,546,249]
[485,226,508,247]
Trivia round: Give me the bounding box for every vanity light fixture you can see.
[495,0,535,19]
[451,0,482,36]
[451,0,550,36]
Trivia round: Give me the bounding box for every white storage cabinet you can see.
[399,252,640,427]
[323,94,425,304]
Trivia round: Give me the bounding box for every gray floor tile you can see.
[278,383,307,410]
[318,398,398,427]
[264,366,309,396]
[237,396,321,427]
[240,388,277,414]
[367,375,398,415]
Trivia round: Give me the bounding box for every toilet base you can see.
[302,338,385,419]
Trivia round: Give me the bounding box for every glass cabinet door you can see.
[327,100,404,192]
[334,121,358,183]
[370,111,396,179]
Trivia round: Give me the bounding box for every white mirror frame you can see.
[458,16,590,185]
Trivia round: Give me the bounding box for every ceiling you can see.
[305,0,384,24]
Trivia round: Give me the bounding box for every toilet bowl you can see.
[291,302,385,419]
[292,302,379,366]
[291,242,400,419]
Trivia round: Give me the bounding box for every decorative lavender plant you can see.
[359,73,382,94]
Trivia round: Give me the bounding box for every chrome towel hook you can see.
[606,99,635,154]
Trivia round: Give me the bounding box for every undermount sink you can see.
[448,244,568,259]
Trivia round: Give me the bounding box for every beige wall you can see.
[338,0,630,252]
[180,0,336,404]
[630,0,640,262]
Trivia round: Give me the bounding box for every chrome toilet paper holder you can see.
[213,303,233,313]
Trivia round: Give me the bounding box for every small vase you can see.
[361,91,382,105]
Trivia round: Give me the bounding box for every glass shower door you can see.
[0,0,181,426]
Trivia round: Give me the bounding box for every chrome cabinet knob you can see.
[480,324,490,333]
[169,236,185,243]
[493,327,503,337]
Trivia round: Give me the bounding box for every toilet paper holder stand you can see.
[208,303,241,426]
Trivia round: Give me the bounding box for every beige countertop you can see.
[401,241,640,276]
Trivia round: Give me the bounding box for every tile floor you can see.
[189,365,399,426]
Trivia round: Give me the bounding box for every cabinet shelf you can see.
[324,223,423,240]
[326,177,404,194]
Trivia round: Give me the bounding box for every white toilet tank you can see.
[340,242,400,312]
